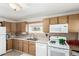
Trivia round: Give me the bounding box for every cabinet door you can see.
[69,14,79,32]
[28,41,36,56]
[58,16,68,24]
[43,18,50,33]
[16,22,27,33]
[21,22,26,32]
[13,39,19,50]
[23,41,28,53]
[18,40,23,51]
[50,17,58,24]
[16,23,21,33]
[6,39,13,50]
[5,22,11,33]
[11,22,16,33]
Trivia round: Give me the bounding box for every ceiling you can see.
[0,3,79,21]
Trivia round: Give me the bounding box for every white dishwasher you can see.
[36,42,48,56]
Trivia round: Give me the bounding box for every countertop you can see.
[8,36,48,44]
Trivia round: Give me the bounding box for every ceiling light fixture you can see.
[9,3,22,11]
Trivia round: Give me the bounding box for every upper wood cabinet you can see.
[5,22,16,33]
[58,16,68,24]
[20,22,26,32]
[69,14,79,32]
[49,17,58,24]
[10,22,16,33]
[43,18,50,33]
[16,23,21,33]
[5,22,11,33]
[16,22,26,33]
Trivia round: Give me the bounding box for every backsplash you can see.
[29,33,49,41]
[28,32,78,41]
[49,32,78,40]
[14,32,78,41]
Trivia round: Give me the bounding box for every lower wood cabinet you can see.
[28,41,36,56]
[13,39,19,50]
[18,40,23,51]
[8,39,36,56]
[6,39,13,50]
[23,40,29,53]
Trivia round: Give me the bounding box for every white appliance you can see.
[36,42,48,56]
[50,24,68,33]
[48,36,70,56]
[0,27,6,55]
[48,46,69,56]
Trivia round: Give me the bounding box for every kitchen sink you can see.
[27,38,38,41]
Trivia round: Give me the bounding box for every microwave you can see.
[49,24,68,33]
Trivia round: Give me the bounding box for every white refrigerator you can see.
[0,27,6,55]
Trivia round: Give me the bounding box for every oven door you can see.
[48,46,69,56]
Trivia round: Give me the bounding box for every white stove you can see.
[48,36,70,56]
[48,42,69,50]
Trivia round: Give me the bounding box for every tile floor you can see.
[3,50,32,56]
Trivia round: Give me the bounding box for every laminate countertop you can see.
[8,36,49,44]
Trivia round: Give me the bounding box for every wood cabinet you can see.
[21,22,26,32]
[28,41,36,56]
[13,39,19,50]
[69,14,79,32]
[18,40,23,51]
[5,22,16,33]
[10,22,16,33]
[43,18,50,33]
[6,39,13,50]
[16,22,26,33]
[58,16,68,24]
[23,40,28,53]
[7,39,36,55]
[49,17,58,24]
[5,22,11,33]
[16,23,21,33]
[13,39,23,51]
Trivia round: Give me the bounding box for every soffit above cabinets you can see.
[0,3,79,21]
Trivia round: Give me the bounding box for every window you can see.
[29,23,43,33]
